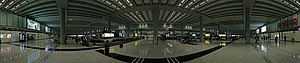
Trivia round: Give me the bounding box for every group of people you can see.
[274,36,288,43]
[255,35,270,42]
[255,35,288,43]
[74,36,89,46]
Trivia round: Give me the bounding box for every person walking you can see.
[0,36,2,44]
[255,35,259,43]
[275,36,278,43]
[75,37,79,44]
[284,36,287,42]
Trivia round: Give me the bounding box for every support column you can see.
[181,25,184,36]
[59,8,67,44]
[55,0,68,44]
[108,17,112,32]
[87,25,92,47]
[199,16,204,42]
[225,28,228,39]
[244,8,251,44]
[152,6,160,44]
[140,29,142,37]
[218,24,221,34]
[126,23,130,37]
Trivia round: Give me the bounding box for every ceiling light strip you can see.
[191,0,210,10]
[185,0,196,8]
[102,0,120,10]
[116,0,126,8]
[11,0,29,11]
[125,13,138,22]
[126,0,133,7]
[166,11,176,22]
[130,12,141,22]
[280,0,299,10]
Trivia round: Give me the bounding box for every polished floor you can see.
[1,39,300,63]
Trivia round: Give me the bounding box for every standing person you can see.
[255,35,258,43]
[284,36,287,42]
[275,36,278,43]
[0,35,2,44]
[75,37,79,44]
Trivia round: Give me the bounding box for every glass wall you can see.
[0,11,26,28]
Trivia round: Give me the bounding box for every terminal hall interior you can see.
[1,0,300,63]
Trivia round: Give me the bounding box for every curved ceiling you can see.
[0,0,299,34]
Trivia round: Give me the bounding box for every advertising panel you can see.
[292,14,298,27]
[1,32,11,38]
[288,16,292,27]
[284,18,288,28]
[27,19,40,30]
[278,20,281,29]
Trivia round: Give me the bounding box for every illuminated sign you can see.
[192,34,196,36]
[256,29,260,33]
[205,34,210,37]
[103,33,114,37]
[219,34,226,37]
[261,26,267,32]
[27,19,40,30]
[45,26,51,32]
[134,33,138,37]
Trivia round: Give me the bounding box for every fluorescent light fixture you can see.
[21,1,26,4]
[181,0,185,3]
[178,4,182,6]
[5,5,9,8]
[200,1,206,5]
[188,2,194,5]
[9,1,14,5]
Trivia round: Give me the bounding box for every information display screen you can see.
[45,26,51,32]
[261,26,267,32]
[218,34,226,37]
[102,33,114,37]
[27,19,40,30]
[256,29,260,33]
[192,34,196,36]
[205,34,210,37]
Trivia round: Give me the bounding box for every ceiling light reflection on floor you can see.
[205,41,210,44]
[109,48,115,53]
[219,43,226,46]
[134,41,138,46]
